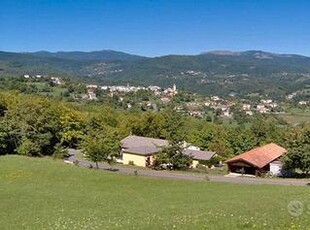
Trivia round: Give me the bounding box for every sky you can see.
[0,0,310,57]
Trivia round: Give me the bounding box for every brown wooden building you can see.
[225,143,286,176]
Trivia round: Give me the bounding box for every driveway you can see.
[67,149,309,186]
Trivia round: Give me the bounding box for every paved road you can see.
[67,149,310,186]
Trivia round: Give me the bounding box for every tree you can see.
[188,123,216,150]
[151,110,192,170]
[188,123,232,157]
[230,105,249,124]
[128,112,163,138]
[0,102,7,117]
[283,145,310,177]
[2,94,62,156]
[153,143,192,170]
[250,115,285,146]
[283,127,310,177]
[0,121,11,155]
[228,126,256,155]
[16,137,41,156]
[160,110,186,144]
[82,129,120,169]
[52,143,69,159]
[59,106,86,148]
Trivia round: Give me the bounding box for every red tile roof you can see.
[225,143,286,168]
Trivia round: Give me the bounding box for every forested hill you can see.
[28,50,146,61]
[1,50,310,97]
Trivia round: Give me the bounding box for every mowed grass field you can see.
[0,156,309,230]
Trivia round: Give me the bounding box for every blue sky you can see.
[0,0,309,56]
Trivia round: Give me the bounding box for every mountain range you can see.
[1,49,310,98]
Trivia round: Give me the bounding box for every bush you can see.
[196,164,208,171]
[52,144,69,159]
[16,138,41,157]
[199,156,222,168]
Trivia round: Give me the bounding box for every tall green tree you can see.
[154,143,192,170]
[82,129,120,169]
[160,110,186,144]
[283,127,310,177]
[152,110,192,170]
[228,126,256,155]
[284,146,310,177]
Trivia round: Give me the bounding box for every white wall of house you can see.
[270,161,282,176]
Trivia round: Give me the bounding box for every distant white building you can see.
[222,110,232,117]
[211,96,220,101]
[88,92,97,100]
[286,93,297,100]
[299,101,308,105]
[87,84,98,89]
[245,111,253,116]
[148,86,161,92]
[242,104,251,111]
[163,84,178,96]
[51,77,62,85]
[261,99,273,104]
[256,104,268,113]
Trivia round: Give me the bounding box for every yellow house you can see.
[121,135,168,167]
[122,152,156,167]
[184,149,216,168]
[121,135,216,168]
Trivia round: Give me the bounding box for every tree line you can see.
[0,91,309,176]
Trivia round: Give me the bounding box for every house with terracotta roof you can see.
[121,135,215,168]
[225,143,287,176]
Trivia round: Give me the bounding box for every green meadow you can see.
[0,155,309,230]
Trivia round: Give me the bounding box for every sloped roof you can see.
[121,135,216,158]
[121,135,168,155]
[225,143,286,168]
[184,149,216,161]
[122,146,160,155]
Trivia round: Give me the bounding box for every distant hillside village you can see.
[19,73,310,124]
[85,83,178,103]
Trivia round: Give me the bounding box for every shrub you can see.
[52,143,69,159]
[16,138,41,157]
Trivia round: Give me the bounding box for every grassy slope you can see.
[0,156,309,230]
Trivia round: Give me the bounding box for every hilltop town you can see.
[3,73,307,125]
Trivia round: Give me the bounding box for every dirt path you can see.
[68,149,310,186]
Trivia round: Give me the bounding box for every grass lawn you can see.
[1,155,309,230]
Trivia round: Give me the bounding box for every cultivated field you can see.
[278,108,310,125]
[0,156,309,229]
